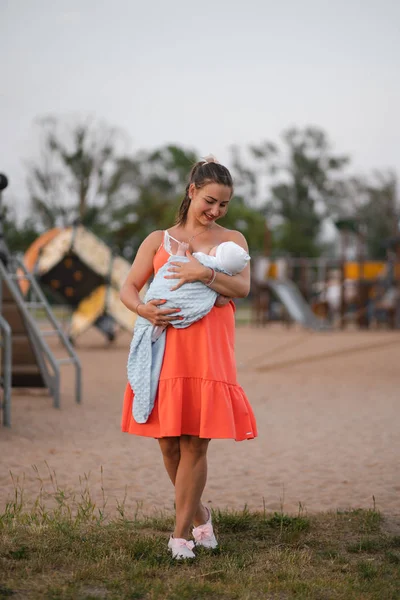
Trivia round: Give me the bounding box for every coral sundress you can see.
[121,232,257,441]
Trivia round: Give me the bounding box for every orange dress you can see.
[121,235,257,441]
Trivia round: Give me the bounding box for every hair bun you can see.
[201,154,220,165]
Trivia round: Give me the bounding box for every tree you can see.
[232,127,349,256]
[352,172,398,259]
[108,145,268,259]
[331,171,400,259]
[107,145,199,257]
[362,172,399,258]
[26,116,126,230]
[219,196,267,254]
[1,203,39,253]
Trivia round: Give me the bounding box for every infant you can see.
[175,239,249,272]
[151,240,251,340]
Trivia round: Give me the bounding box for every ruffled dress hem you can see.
[121,377,257,442]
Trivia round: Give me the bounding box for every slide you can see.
[266,279,327,331]
[1,277,46,388]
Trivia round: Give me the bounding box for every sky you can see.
[1,0,400,214]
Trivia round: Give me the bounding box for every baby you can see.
[127,240,250,423]
[151,239,250,340]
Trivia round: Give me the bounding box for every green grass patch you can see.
[0,481,399,600]
[385,551,400,565]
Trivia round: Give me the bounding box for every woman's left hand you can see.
[165,250,210,291]
[214,294,231,307]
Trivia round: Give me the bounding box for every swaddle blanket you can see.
[127,254,227,423]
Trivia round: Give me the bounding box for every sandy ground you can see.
[1,324,400,520]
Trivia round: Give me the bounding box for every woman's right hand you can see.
[137,299,182,327]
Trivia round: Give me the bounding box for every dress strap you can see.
[164,230,174,254]
[165,230,186,253]
[166,230,181,244]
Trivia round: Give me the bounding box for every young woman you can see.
[120,157,257,559]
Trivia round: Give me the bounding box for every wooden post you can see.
[339,231,347,329]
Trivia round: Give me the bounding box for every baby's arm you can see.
[176,242,189,256]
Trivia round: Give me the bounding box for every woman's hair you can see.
[176,157,233,225]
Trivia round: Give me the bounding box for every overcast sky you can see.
[1,0,400,209]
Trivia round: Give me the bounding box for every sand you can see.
[1,325,399,520]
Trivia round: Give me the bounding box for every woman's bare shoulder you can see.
[140,230,164,251]
[217,226,249,250]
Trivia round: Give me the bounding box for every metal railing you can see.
[0,314,11,426]
[0,257,82,416]
[12,256,82,405]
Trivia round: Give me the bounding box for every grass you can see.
[0,474,399,600]
[234,302,252,326]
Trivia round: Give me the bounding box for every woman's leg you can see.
[158,437,209,532]
[173,435,210,539]
[158,437,181,483]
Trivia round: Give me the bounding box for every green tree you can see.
[107,145,199,257]
[362,172,399,258]
[332,171,399,259]
[2,204,39,253]
[352,172,398,259]
[219,196,267,254]
[232,127,349,256]
[26,116,126,229]
[109,145,268,259]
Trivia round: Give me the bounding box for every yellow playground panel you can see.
[69,285,136,339]
[265,261,387,281]
[23,225,143,342]
[343,262,386,280]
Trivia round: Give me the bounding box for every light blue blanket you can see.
[127,254,227,423]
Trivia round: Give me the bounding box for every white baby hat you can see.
[215,242,250,275]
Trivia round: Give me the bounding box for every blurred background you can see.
[1,0,400,345]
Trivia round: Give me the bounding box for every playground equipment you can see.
[334,218,400,328]
[251,257,327,330]
[0,174,81,427]
[251,249,400,330]
[23,225,140,343]
[266,279,325,330]
[251,217,400,329]
[0,174,11,426]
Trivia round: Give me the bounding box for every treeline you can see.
[3,116,399,260]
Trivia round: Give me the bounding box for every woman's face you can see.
[189,182,232,225]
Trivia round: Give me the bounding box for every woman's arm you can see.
[120,231,162,311]
[165,230,251,299]
[120,231,182,325]
[206,262,250,298]
[212,231,250,298]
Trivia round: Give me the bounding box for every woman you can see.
[120,156,258,559]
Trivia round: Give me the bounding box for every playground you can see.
[0,173,399,519]
[1,325,399,519]
[251,220,400,331]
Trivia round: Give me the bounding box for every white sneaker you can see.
[168,536,196,560]
[192,507,218,549]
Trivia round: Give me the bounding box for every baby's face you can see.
[209,246,218,257]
